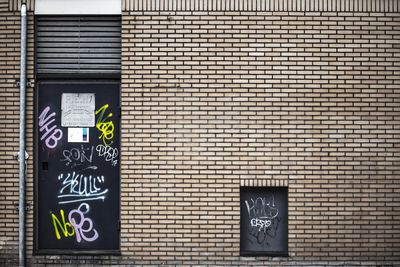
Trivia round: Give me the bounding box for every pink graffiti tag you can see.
[68,204,99,242]
[38,106,63,149]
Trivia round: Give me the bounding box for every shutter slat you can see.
[38,30,121,35]
[37,48,121,53]
[37,43,120,48]
[37,53,121,58]
[38,37,121,42]
[36,16,121,77]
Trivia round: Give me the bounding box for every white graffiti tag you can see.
[57,172,108,204]
[245,196,279,233]
[96,144,118,167]
[61,145,94,168]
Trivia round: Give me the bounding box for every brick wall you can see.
[119,11,400,266]
[0,7,35,267]
[0,6,399,267]
[9,0,400,12]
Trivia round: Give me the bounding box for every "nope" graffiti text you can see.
[51,203,98,243]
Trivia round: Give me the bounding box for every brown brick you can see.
[1,7,400,267]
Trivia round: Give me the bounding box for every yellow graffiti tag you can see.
[51,209,75,240]
[95,104,114,146]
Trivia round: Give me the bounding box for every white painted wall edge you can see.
[35,0,121,15]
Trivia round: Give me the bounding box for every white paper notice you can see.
[61,93,95,127]
[68,128,89,143]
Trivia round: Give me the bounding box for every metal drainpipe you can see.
[18,4,27,267]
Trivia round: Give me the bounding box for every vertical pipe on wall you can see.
[18,3,27,267]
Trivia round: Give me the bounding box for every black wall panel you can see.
[240,187,288,256]
[35,81,120,254]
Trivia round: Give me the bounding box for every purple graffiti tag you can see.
[38,106,63,149]
[68,204,99,243]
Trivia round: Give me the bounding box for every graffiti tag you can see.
[245,196,279,236]
[57,172,108,204]
[95,104,114,146]
[61,145,94,168]
[96,144,118,167]
[51,209,75,240]
[51,203,98,243]
[38,106,63,149]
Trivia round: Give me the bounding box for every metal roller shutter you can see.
[36,16,121,78]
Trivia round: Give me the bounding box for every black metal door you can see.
[35,81,120,254]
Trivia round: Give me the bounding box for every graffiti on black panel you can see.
[38,106,63,149]
[95,104,115,146]
[61,145,96,171]
[245,195,280,247]
[51,203,98,243]
[96,144,118,167]
[57,172,108,204]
